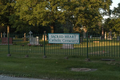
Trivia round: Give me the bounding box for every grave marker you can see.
[117,36,120,41]
[28,31,40,45]
[3,32,6,38]
[29,31,33,43]
[83,32,86,38]
[29,36,40,45]
[107,31,112,40]
[29,31,32,38]
[1,38,13,45]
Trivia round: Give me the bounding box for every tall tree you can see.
[14,0,112,33]
[63,0,112,30]
[104,18,114,32]
[104,3,120,33]
[14,0,66,33]
[111,3,120,33]
[0,0,16,32]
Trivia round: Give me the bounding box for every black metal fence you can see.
[0,32,120,58]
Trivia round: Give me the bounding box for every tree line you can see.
[0,0,119,34]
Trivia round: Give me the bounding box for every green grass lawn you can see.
[0,55,120,80]
[0,39,120,80]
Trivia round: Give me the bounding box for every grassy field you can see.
[0,38,120,80]
[0,54,120,80]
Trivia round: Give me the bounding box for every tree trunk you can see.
[50,25,54,33]
[7,26,10,37]
[101,26,104,40]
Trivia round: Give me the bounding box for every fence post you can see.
[43,31,47,58]
[86,31,90,61]
[87,32,88,58]
[7,26,11,56]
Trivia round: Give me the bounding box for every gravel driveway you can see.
[0,75,44,80]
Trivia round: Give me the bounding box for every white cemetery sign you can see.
[48,33,80,44]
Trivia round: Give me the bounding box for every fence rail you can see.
[0,33,120,58]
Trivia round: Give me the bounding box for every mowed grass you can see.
[0,39,120,80]
[0,54,120,80]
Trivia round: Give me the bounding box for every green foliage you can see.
[0,0,112,33]
[14,0,112,33]
[112,3,120,32]
[112,18,120,32]
[104,18,113,32]
[14,0,66,26]
[0,0,17,32]
[62,0,112,27]
[104,3,120,33]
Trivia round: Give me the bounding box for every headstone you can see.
[90,35,92,39]
[83,32,86,38]
[113,32,116,38]
[29,36,40,45]
[29,31,33,43]
[29,31,32,38]
[1,38,13,45]
[36,36,39,44]
[28,31,40,45]
[117,36,120,41]
[1,32,13,45]
[62,44,74,49]
[3,32,6,38]
[107,31,112,40]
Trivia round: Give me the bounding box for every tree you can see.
[14,0,112,33]
[103,3,120,34]
[111,3,120,33]
[0,0,32,33]
[62,0,111,27]
[0,0,15,29]
[14,0,66,33]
